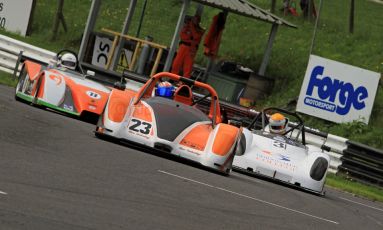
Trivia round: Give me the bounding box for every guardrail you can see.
[300,129,347,174]
[339,141,383,186]
[2,34,382,184]
[0,46,19,74]
[0,35,55,74]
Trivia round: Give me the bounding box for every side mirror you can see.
[47,57,58,69]
[228,117,242,127]
[86,70,95,77]
[228,120,242,127]
[220,108,228,123]
[321,144,331,152]
[114,81,126,90]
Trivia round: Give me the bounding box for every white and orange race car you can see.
[95,72,242,174]
[14,50,113,122]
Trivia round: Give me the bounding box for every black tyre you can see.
[14,66,29,102]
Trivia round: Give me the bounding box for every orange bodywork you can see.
[180,124,212,151]
[24,61,42,81]
[24,63,111,116]
[108,89,136,122]
[24,61,44,97]
[62,76,110,115]
[173,85,193,106]
[36,75,46,98]
[132,102,153,122]
[32,69,111,115]
[212,124,239,156]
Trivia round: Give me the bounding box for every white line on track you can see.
[158,170,339,225]
[0,190,7,195]
[340,197,383,212]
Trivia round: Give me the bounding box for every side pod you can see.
[106,89,135,123]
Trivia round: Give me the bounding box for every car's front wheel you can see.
[15,66,29,101]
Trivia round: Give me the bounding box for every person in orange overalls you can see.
[204,12,226,59]
[171,15,205,79]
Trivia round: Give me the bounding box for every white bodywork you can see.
[43,72,66,105]
[233,128,330,194]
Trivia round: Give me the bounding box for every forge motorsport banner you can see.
[297,55,380,124]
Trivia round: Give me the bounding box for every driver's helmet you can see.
[269,113,287,134]
[58,53,77,70]
[155,81,174,98]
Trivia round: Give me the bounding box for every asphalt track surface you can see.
[0,84,383,230]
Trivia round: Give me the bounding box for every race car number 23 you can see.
[128,119,152,135]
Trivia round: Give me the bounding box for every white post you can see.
[110,0,138,70]
[309,0,323,56]
[258,23,279,76]
[78,0,101,63]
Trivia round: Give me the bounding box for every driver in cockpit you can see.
[268,113,288,135]
[57,53,77,70]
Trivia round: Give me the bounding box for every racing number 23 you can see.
[129,119,152,135]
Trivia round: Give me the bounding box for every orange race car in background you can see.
[14,50,122,122]
[95,72,242,174]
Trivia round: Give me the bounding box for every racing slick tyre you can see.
[14,66,29,102]
[222,145,237,176]
[80,111,99,125]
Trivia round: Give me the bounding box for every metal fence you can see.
[339,141,383,186]
[0,35,55,74]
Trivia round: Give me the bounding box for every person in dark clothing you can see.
[300,0,309,17]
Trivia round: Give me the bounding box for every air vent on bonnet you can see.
[154,143,172,152]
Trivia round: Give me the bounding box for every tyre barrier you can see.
[339,141,383,186]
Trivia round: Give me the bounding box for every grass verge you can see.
[0,72,17,87]
[326,173,383,202]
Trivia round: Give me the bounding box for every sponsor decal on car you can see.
[256,151,296,171]
[179,146,202,155]
[88,105,97,110]
[127,118,152,139]
[49,74,62,85]
[86,91,101,100]
[279,154,290,162]
[63,104,74,111]
[262,150,272,155]
[273,136,286,142]
[273,140,287,149]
